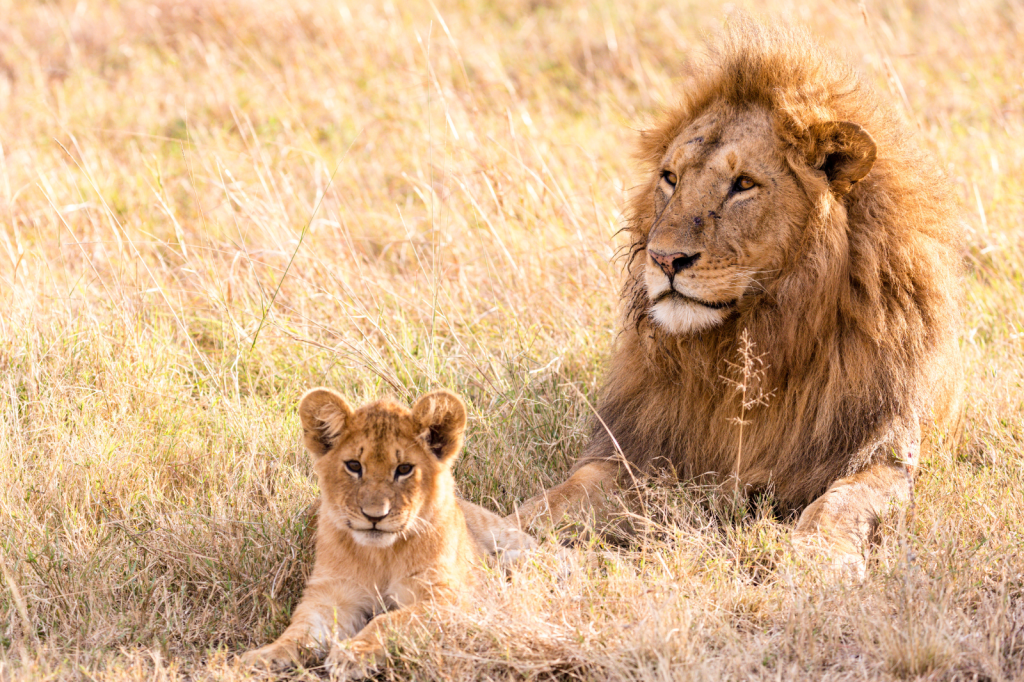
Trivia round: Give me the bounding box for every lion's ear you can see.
[411,390,467,464]
[298,388,352,458]
[809,121,877,195]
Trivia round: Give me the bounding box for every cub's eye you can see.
[732,176,756,192]
[395,463,413,479]
[661,170,678,187]
[344,460,362,475]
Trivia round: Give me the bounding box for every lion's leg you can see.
[324,605,422,680]
[459,499,537,564]
[793,462,911,576]
[241,588,368,670]
[506,460,621,535]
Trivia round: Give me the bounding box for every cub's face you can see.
[643,103,877,335]
[297,389,467,549]
[644,105,808,334]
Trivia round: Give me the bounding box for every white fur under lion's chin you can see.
[348,529,400,548]
[650,298,728,334]
[320,503,403,548]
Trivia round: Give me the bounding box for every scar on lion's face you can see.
[644,106,808,335]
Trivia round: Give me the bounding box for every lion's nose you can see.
[649,250,701,278]
[361,504,390,523]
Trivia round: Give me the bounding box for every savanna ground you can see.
[0,0,1022,679]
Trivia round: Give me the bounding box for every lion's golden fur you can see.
[580,21,964,512]
[243,389,534,677]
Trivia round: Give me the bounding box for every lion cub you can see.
[242,388,534,678]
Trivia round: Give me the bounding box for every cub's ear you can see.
[808,121,877,196]
[297,388,352,458]
[411,390,467,464]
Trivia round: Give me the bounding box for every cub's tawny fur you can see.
[511,21,963,573]
[243,389,534,678]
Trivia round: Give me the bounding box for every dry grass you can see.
[0,0,1022,679]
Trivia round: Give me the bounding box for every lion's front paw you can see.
[507,497,574,540]
[504,499,545,535]
[324,639,384,680]
[240,642,300,671]
[792,532,867,581]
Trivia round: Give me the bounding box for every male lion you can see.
[243,389,534,678]
[511,23,963,572]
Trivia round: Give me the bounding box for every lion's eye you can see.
[732,176,756,192]
[661,170,678,187]
[344,460,362,475]
[395,463,413,479]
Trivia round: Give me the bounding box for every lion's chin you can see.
[349,528,401,548]
[650,297,729,334]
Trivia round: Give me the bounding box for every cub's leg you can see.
[324,605,422,680]
[241,593,368,670]
[506,459,621,534]
[793,462,911,577]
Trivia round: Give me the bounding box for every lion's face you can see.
[297,389,467,549]
[314,419,437,549]
[644,105,809,334]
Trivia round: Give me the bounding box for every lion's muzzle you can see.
[649,249,702,283]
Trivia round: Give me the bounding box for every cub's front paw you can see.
[324,639,384,680]
[240,643,300,671]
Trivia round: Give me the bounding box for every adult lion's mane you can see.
[584,22,964,511]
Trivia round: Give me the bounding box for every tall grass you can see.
[1,0,1022,679]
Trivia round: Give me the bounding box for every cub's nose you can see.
[361,504,390,523]
[649,249,701,278]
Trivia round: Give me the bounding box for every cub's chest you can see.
[336,549,440,608]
